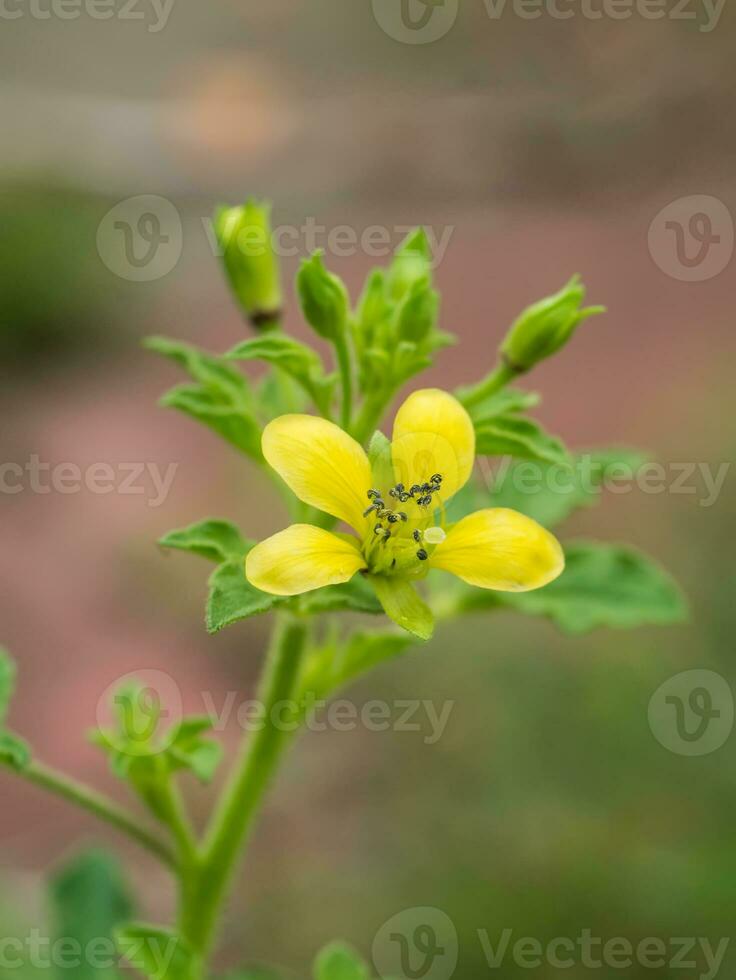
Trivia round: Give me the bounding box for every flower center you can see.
[361,474,445,576]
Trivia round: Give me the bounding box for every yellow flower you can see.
[246,388,564,638]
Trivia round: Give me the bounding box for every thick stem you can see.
[178,613,307,957]
[8,760,176,868]
[459,360,518,410]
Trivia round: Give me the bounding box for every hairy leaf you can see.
[159,519,251,563]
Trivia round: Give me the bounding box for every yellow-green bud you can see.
[214,200,282,330]
[296,251,349,342]
[386,228,432,302]
[501,275,605,373]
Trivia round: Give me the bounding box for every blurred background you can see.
[1,1,735,977]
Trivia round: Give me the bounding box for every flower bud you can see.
[395,276,438,343]
[386,228,432,302]
[214,200,282,330]
[500,276,605,373]
[296,251,349,342]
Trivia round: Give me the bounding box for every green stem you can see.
[156,775,198,865]
[178,613,308,956]
[459,360,518,410]
[351,387,393,445]
[334,335,353,430]
[9,760,177,868]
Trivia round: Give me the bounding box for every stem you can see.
[8,760,176,868]
[334,335,353,430]
[351,387,393,445]
[178,613,307,956]
[459,360,518,410]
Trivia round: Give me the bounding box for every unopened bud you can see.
[296,251,349,342]
[214,200,282,330]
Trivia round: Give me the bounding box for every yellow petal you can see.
[262,415,372,531]
[391,388,475,504]
[245,525,365,596]
[430,508,564,591]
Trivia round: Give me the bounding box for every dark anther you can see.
[367,489,381,499]
[387,513,399,524]
[418,495,433,507]
[377,508,391,519]
[383,529,392,541]
[363,504,378,517]
[431,473,442,484]
[388,488,398,498]
[413,529,421,542]
[399,512,408,522]
[374,524,384,535]
[409,484,421,496]
[416,548,429,561]
[396,483,405,492]
[399,492,410,502]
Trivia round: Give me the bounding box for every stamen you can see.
[416,549,428,561]
[413,529,421,542]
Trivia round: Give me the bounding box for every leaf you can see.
[51,850,134,980]
[227,334,336,416]
[370,576,434,641]
[460,386,540,422]
[475,414,570,466]
[159,519,251,563]
[160,384,263,461]
[166,716,223,783]
[116,924,196,980]
[314,943,370,980]
[215,970,283,980]
[0,647,15,724]
[484,447,651,528]
[0,731,31,770]
[300,629,418,704]
[471,541,688,633]
[144,335,254,402]
[206,558,283,633]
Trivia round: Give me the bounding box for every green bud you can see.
[214,200,282,330]
[500,275,605,373]
[296,251,349,342]
[395,276,438,343]
[356,268,388,339]
[386,227,432,302]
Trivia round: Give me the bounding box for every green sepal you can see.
[206,557,285,633]
[370,576,434,640]
[367,429,394,491]
[159,519,251,563]
[314,942,370,980]
[297,251,349,342]
[475,414,570,467]
[51,850,133,980]
[227,333,336,416]
[116,923,197,980]
[458,541,688,633]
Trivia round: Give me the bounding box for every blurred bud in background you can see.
[214,199,283,330]
[296,251,349,342]
[500,275,605,373]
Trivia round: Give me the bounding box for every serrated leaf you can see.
[0,731,31,770]
[227,334,336,416]
[51,851,133,980]
[479,541,688,633]
[314,942,370,980]
[116,924,195,980]
[159,519,251,563]
[484,447,650,527]
[161,384,263,461]
[475,414,570,467]
[206,558,284,633]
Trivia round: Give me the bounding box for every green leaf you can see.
[475,414,570,466]
[485,447,650,528]
[215,970,283,980]
[159,519,251,563]
[144,336,253,403]
[0,647,16,724]
[314,942,370,980]
[160,384,263,461]
[370,576,434,641]
[116,924,196,980]
[206,558,283,633]
[488,541,688,633]
[227,334,335,415]
[51,850,134,980]
[166,716,223,783]
[0,731,31,770]
[460,386,540,422]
